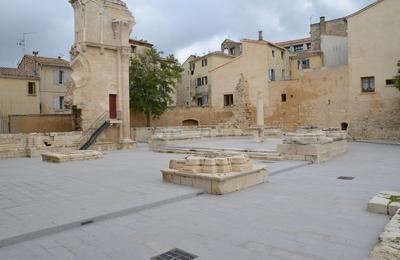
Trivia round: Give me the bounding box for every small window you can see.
[302,59,310,69]
[306,43,312,50]
[203,95,208,106]
[281,51,284,59]
[272,50,275,57]
[197,78,202,86]
[201,59,208,67]
[294,44,303,53]
[58,70,64,85]
[197,97,203,107]
[282,69,285,80]
[224,94,234,106]
[27,82,36,95]
[386,79,395,86]
[131,45,137,53]
[53,96,65,110]
[190,63,195,71]
[361,77,375,93]
[281,94,287,102]
[268,69,275,81]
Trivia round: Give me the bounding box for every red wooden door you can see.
[109,94,117,119]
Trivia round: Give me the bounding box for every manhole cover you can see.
[337,176,355,180]
[151,248,198,260]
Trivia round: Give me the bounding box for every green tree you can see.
[395,60,400,91]
[129,47,183,127]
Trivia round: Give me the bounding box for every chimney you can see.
[320,16,326,35]
[258,31,263,41]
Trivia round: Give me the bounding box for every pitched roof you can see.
[129,39,154,47]
[21,55,70,68]
[190,51,235,62]
[275,37,311,48]
[0,67,39,80]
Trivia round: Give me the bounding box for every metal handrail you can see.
[78,111,109,146]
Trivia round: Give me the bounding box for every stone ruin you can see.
[367,191,400,259]
[41,150,103,163]
[161,152,268,195]
[278,126,348,163]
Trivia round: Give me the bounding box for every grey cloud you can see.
[0,0,375,67]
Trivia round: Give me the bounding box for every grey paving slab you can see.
[0,142,399,259]
[0,144,202,247]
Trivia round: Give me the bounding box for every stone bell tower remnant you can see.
[66,0,135,150]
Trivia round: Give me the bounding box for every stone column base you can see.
[119,139,136,150]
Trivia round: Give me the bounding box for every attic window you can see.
[386,79,395,86]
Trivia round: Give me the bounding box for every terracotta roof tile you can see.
[275,37,312,48]
[22,55,70,67]
[0,67,38,79]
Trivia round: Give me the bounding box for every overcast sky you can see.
[0,0,374,67]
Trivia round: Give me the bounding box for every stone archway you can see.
[182,119,199,126]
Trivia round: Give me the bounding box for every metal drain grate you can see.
[151,248,198,260]
[337,176,355,180]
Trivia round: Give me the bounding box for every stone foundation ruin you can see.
[278,126,348,163]
[41,150,103,163]
[161,152,268,195]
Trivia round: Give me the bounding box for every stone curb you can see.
[0,191,204,249]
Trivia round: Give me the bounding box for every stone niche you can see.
[161,152,268,195]
[277,126,347,163]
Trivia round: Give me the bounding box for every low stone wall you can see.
[149,127,250,149]
[0,132,82,159]
[130,107,234,127]
[370,209,400,260]
[9,114,73,134]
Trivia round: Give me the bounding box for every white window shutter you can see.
[53,96,60,110]
[53,70,59,85]
[63,72,69,85]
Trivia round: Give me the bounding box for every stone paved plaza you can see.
[0,140,399,259]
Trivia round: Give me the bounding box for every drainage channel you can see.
[0,191,204,249]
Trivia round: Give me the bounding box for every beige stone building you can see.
[0,67,40,118]
[129,39,153,56]
[265,0,400,139]
[153,0,400,140]
[176,32,290,111]
[18,55,71,114]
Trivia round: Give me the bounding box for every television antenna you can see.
[17,32,36,55]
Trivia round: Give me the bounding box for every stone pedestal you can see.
[161,153,268,195]
[277,126,348,163]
